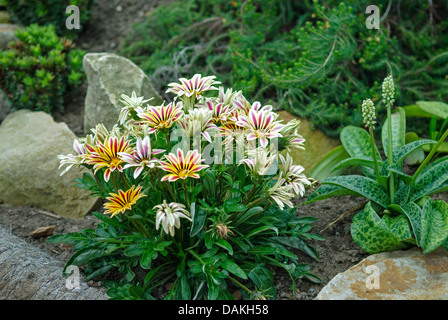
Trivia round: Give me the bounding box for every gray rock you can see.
[83,52,163,133]
[0,110,98,219]
[0,91,11,123]
[0,23,18,50]
[315,247,448,300]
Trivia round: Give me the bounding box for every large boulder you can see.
[315,247,448,300]
[0,110,98,219]
[83,52,163,133]
[0,23,18,50]
[277,111,341,175]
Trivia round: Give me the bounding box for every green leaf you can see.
[220,258,247,279]
[235,206,263,226]
[92,211,127,229]
[323,175,390,208]
[392,182,410,206]
[306,184,361,204]
[331,156,383,172]
[421,142,448,154]
[225,203,247,213]
[190,206,207,237]
[309,145,350,180]
[340,126,381,159]
[402,104,435,118]
[388,202,422,246]
[410,160,448,201]
[241,226,278,240]
[271,236,320,261]
[403,133,426,165]
[394,139,436,164]
[248,245,297,260]
[416,101,448,119]
[420,200,448,253]
[383,214,414,244]
[174,274,191,300]
[382,107,406,157]
[140,249,157,269]
[247,266,276,298]
[215,238,233,255]
[350,202,409,254]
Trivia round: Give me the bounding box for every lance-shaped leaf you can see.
[410,160,448,201]
[351,202,410,254]
[393,139,437,163]
[331,156,383,172]
[340,126,381,160]
[388,202,422,246]
[306,184,361,204]
[309,145,350,181]
[383,213,415,245]
[420,200,448,254]
[382,107,406,157]
[323,175,390,208]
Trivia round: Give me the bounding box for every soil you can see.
[1,0,447,301]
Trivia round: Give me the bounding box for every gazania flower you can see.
[236,108,285,148]
[159,148,208,182]
[232,97,272,116]
[177,108,218,143]
[118,136,165,179]
[154,200,192,236]
[217,87,242,106]
[166,74,221,98]
[199,99,231,124]
[267,174,294,210]
[239,147,278,176]
[58,139,87,175]
[84,136,133,182]
[279,119,305,151]
[137,101,184,134]
[104,185,147,218]
[118,91,153,124]
[279,154,311,196]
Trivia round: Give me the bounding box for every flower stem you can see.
[164,181,176,201]
[182,180,190,209]
[228,275,253,294]
[387,104,394,202]
[369,127,381,182]
[411,126,448,186]
[119,171,130,189]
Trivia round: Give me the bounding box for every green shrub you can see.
[4,0,93,37]
[0,24,85,113]
[121,0,448,137]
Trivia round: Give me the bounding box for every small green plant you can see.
[0,24,85,113]
[308,75,448,254]
[4,0,93,37]
[50,74,322,300]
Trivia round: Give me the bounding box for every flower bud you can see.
[382,74,395,106]
[361,98,376,128]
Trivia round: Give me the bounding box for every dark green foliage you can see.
[4,0,93,37]
[0,24,85,113]
[121,0,448,136]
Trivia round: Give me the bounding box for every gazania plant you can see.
[50,74,322,300]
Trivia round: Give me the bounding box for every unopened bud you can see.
[362,98,376,128]
[382,74,395,106]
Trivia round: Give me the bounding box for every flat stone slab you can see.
[315,247,448,300]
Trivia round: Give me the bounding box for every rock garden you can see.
[0,0,448,301]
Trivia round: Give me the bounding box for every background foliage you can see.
[121,0,448,137]
[0,24,85,113]
[4,0,94,37]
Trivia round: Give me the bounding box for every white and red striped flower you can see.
[137,101,184,134]
[166,74,221,98]
[279,154,311,196]
[159,148,208,182]
[58,139,88,175]
[177,108,218,143]
[118,136,164,179]
[235,108,285,148]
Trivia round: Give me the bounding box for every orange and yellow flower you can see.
[159,148,208,182]
[84,136,133,182]
[104,185,147,218]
